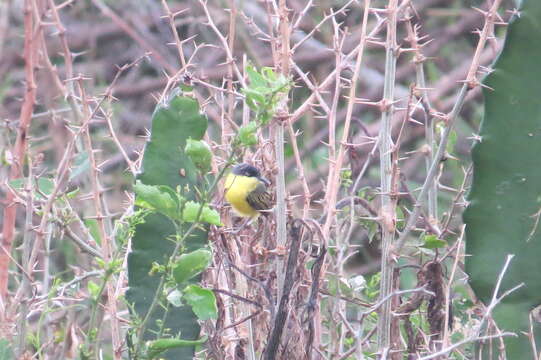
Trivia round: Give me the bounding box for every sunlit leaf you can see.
[182,201,222,226]
[173,249,212,285]
[182,285,218,321]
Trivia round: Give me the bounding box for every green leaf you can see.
[242,66,290,125]
[173,249,212,285]
[147,336,207,359]
[463,1,541,358]
[243,88,266,109]
[184,138,212,174]
[134,181,179,220]
[182,285,218,321]
[182,201,222,226]
[252,85,274,96]
[259,111,271,125]
[261,67,278,82]
[246,66,267,88]
[87,280,100,300]
[365,273,380,301]
[420,234,447,249]
[127,91,209,359]
[237,121,258,146]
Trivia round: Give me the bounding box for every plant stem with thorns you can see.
[377,0,399,353]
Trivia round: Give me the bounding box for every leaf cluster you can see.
[242,66,291,125]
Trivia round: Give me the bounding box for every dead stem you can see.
[274,0,290,309]
[395,0,504,253]
[377,0,399,353]
[0,0,39,300]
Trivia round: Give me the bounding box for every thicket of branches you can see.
[0,0,520,359]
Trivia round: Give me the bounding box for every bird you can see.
[224,163,273,218]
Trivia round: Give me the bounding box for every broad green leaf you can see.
[463,1,541,358]
[147,336,207,359]
[182,285,218,321]
[173,249,212,285]
[246,66,267,88]
[420,234,447,249]
[243,88,266,109]
[252,86,274,96]
[134,181,178,220]
[127,91,209,359]
[182,201,222,226]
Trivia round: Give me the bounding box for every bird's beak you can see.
[258,176,271,186]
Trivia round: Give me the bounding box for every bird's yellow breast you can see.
[224,173,260,217]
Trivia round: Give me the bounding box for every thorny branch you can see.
[1,0,39,300]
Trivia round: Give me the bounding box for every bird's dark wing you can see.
[246,183,273,212]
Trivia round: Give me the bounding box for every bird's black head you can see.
[232,163,271,185]
[232,163,261,177]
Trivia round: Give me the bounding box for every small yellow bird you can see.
[224,163,272,217]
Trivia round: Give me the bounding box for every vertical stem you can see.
[274,122,287,297]
[322,0,371,239]
[418,64,438,224]
[78,82,121,360]
[224,0,236,147]
[275,0,290,302]
[405,17,438,226]
[286,121,311,219]
[0,0,37,299]
[327,18,341,168]
[42,222,54,347]
[16,164,34,357]
[423,77,438,225]
[377,0,398,354]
